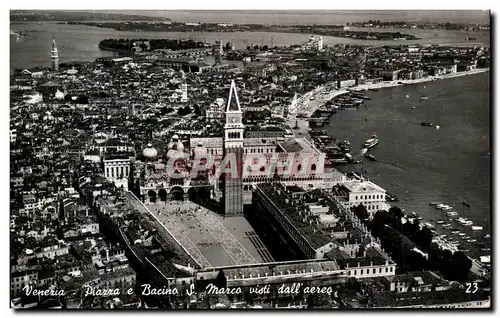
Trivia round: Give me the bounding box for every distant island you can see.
[348,20,490,31]
[10,10,170,22]
[66,21,420,41]
[98,38,208,53]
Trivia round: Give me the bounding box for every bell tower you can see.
[222,80,244,216]
[51,38,59,72]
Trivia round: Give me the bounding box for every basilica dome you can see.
[192,141,208,159]
[167,134,184,152]
[142,143,158,159]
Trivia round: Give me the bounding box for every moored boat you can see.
[365,153,377,161]
[472,226,483,231]
[364,135,379,148]
[458,219,473,226]
[439,205,452,211]
[420,122,433,127]
[386,193,399,202]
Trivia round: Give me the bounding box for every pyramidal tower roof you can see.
[226,80,242,113]
[51,38,58,51]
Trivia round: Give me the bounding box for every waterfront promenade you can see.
[356,68,489,91]
[287,70,491,277]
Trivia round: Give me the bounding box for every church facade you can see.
[135,80,327,216]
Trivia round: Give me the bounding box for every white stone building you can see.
[333,181,391,219]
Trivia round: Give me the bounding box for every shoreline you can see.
[288,68,490,270]
[355,68,489,91]
[58,21,420,42]
[288,67,490,137]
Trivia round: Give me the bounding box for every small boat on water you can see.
[420,96,429,100]
[484,234,491,239]
[472,226,483,231]
[420,122,433,127]
[408,212,420,219]
[386,193,399,202]
[446,211,459,217]
[364,135,379,148]
[458,232,466,236]
[451,230,460,234]
[458,217,474,226]
[429,201,441,206]
[436,204,446,209]
[467,239,477,243]
[365,153,377,161]
[344,153,354,163]
[436,220,445,225]
[425,222,434,229]
[442,223,452,228]
[438,205,453,211]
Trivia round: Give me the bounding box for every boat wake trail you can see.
[375,159,409,172]
[352,148,368,160]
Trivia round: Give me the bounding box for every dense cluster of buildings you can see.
[9,37,490,309]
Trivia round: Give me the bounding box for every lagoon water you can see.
[329,72,490,257]
[10,20,489,71]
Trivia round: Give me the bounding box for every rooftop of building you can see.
[340,180,386,194]
[383,270,443,286]
[335,245,394,269]
[278,137,319,154]
[255,183,332,250]
[199,258,340,280]
[99,267,136,282]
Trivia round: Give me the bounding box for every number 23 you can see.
[466,282,478,293]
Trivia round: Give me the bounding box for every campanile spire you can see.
[51,38,59,71]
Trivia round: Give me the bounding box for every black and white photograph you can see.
[7,5,492,311]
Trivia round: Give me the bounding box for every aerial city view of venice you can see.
[9,9,491,310]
